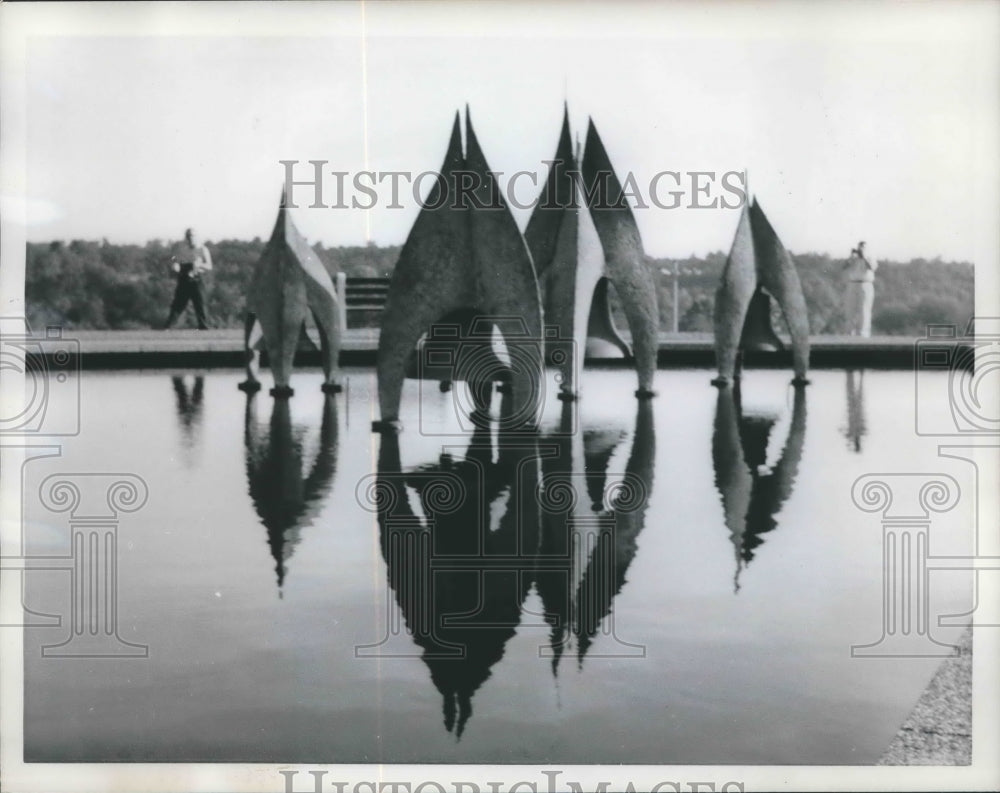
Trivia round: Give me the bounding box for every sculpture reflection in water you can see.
[372,398,538,738]
[171,375,204,456]
[370,398,655,737]
[244,393,339,592]
[536,400,656,672]
[842,369,867,453]
[712,383,807,592]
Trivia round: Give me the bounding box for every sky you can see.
[6,0,1000,263]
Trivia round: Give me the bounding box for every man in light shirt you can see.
[165,227,212,329]
[844,240,877,337]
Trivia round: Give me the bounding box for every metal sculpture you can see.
[239,192,343,397]
[712,199,811,386]
[372,108,544,433]
[525,108,659,399]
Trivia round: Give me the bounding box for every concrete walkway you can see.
[31,329,951,370]
[878,627,973,765]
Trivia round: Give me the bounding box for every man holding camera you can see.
[165,227,212,330]
[844,240,877,337]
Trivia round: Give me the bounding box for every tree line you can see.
[26,238,973,336]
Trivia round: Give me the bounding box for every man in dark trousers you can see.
[165,227,212,329]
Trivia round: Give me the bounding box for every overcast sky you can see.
[10,1,1000,262]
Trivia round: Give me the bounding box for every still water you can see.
[23,367,973,763]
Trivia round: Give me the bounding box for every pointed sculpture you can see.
[244,392,339,591]
[526,109,659,399]
[373,108,543,432]
[712,199,811,386]
[711,382,807,592]
[239,191,343,397]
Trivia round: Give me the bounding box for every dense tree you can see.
[25,239,973,335]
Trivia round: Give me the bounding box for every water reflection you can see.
[374,419,538,737]
[537,402,656,672]
[842,369,867,453]
[712,384,807,591]
[171,375,204,454]
[373,399,656,735]
[574,401,655,666]
[534,404,577,676]
[244,394,339,591]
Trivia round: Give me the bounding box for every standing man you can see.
[844,240,877,337]
[165,227,212,329]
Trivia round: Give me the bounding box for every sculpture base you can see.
[634,388,658,399]
[270,385,295,398]
[321,382,343,394]
[372,419,403,434]
[238,379,262,393]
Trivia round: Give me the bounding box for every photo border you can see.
[2,2,998,791]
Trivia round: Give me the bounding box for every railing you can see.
[334,275,391,331]
[345,277,390,310]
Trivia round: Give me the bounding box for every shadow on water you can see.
[244,393,339,592]
[842,369,867,453]
[373,395,656,737]
[712,383,807,592]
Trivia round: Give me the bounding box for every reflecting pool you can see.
[23,367,973,763]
